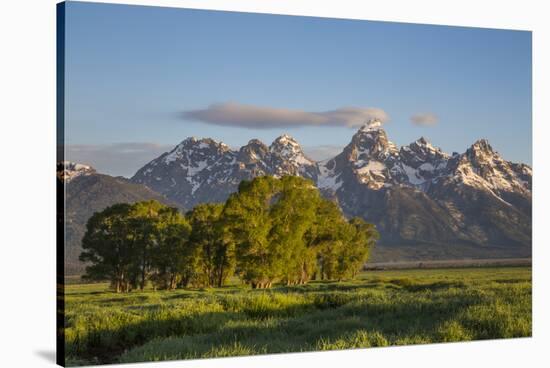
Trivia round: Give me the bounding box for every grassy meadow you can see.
[64,266,531,366]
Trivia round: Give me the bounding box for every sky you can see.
[63,1,532,177]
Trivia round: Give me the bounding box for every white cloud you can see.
[182,102,389,129]
[410,112,439,126]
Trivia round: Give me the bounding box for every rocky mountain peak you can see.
[401,137,449,165]
[246,138,267,147]
[417,136,428,145]
[358,119,384,132]
[269,134,312,163]
[469,139,494,154]
[163,137,230,165]
[239,139,269,163]
[270,134,300,150]
[463,139,499,167]
[349,121,398,161]
[57,161,96,182]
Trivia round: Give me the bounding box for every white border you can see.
[1,1,548,367]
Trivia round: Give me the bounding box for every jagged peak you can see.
[358,119,384,132]
[240,139,269,158]
[348,119,398,159]
[163,137,231,164]
[57,161,95,182]
[465,139,498,162]
[270,134,304,154]
[58,161,95,172]
[470,138,493,152]
[176,137,229,150]
[417,136,429,145]
[246,138,267,147]
[402,136,450,159]
[410,136,440,152]
[272,133,300,146]
[268,134,313,165]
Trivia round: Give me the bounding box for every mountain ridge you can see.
[130,119,531,258]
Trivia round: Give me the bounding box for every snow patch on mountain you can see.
[317,160,342,191]
[57,161,96,182]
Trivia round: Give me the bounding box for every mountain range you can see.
[61,120,532,273]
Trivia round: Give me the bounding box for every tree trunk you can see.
[140,259,147,290]
[218,265,224,288]
[169,274,177,290]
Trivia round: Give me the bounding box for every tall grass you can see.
[64,267,531,366]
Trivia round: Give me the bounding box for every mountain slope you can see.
[59,162,174,274]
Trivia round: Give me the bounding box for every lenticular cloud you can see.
[182,102,389,129]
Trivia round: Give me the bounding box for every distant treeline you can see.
[80,176,379,292]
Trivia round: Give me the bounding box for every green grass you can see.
[63,267,532,366]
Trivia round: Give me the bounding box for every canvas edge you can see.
[56,2,66,367]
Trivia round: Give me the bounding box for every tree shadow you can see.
[68,288,482,365]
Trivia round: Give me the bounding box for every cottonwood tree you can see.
[341,217,379,279]
[149,207,192,290]
[224,176,379,287]
[186,203,236,287]
[80,203,137,293]
[224,176,337,288]
[269,177,320,285]
[128,200,166,290]
[223,176,280,288]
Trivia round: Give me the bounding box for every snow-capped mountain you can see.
[131,120,532,256]
[317,120,530,198]
[57,161,96,182]
[132,134,318,209]
[321,120,530,249]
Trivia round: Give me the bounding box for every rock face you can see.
[59,162,173,274]
[130,120,532,258]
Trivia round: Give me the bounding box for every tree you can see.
[223,176,322,288]
[79,203,137,293]
[187,203,236,287]
[128,200,167,290]
[303,199,346,280]
[149,207,192,290]
[224,176,280,288]
[344,217,379,278]
[269,176,320,285]
[80,201,188,292]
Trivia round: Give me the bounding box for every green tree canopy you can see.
[80,203,137,292]
[186,203,236,288]
[149,206,192,290]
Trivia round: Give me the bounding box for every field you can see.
[63,266,532,366]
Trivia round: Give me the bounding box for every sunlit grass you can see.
[64,267,531,366]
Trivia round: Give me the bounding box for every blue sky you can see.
[64,1,532,177]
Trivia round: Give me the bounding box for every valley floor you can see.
[63,266,532,366]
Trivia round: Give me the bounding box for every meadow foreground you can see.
[64,267,531,366]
